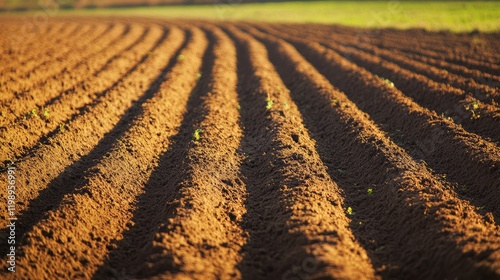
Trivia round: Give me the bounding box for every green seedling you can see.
[192,128,203,141]
[472,101,479,110]
[464,100,481,119]
[28,108,38,118]
[471,111,481,119]
[237,105,241,111]
[177,54,185,61]
[376,75,394,87]
[331,98,338,105]
[383,78,394,87]
[58,124,65,132]
[367,188,373,196]
[266,98,273,110]
[196,72,202,80]
[347,207,353,215]
[42,108,49,118]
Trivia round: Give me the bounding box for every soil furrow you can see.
[0,22,132,126]
[7,23,101,82]
[0,21,78,74]
[89,26,209,280]
[261,24,500,144]
[3,22,118,95]
[0,23,159,164]
[0,21,81,103]
[337,26,500,70]
[101,24,247,279]
[278,24,500,104]
[346,42,500,105]
[0,21,102,106]
[0,22,90,85]
[0,24,183,246]
[372,39,500,76]
[240,23,500,279]
[0,20,58,57]
[224,24,377,279]
[248,23,500,222]
[395,50,500,88]
[327,44,500,143]
[303,24,500,75]
[0,26,200,280]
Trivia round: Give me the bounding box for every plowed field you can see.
[1,17,500,280]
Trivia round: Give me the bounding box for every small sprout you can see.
[367,188,373,196]
[331,98,338,105]
[358,221,362,225]
[472,101,479,110]
[237,105,241,111]
[376,75,394,87]
[28,108,38,117]
[59,124,65,132]
[192,128,203,141]
[177,54,185,61]
[196,72,202,80]
[42,108,49,118]
[465,100,481,120]
[266,98,273,110]
[383,78,394,88]
[347,206,353,215]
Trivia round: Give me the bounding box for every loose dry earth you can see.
[1,17,500,280]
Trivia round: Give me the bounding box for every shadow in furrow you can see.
[0,28,190,259]
[92,30,214,280]
[256,31,498,279]
[90,24,142,77]
[226,29,314,280]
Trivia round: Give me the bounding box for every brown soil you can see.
[0,18,499,280]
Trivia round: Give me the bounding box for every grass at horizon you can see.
[2,1,499,32]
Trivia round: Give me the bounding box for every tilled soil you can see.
[0,17,499,280]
